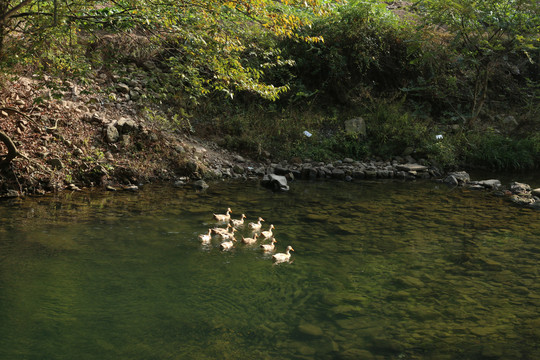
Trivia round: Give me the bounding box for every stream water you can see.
[0,179,539,359]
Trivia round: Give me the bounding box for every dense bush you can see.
[463,131,540,170]
[278,1,417,106]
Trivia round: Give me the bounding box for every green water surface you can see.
[0,180,539,359]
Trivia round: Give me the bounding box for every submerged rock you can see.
[339,348,375,360]
[192,179,209,190]
[298,323,324,337]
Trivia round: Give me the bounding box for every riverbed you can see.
[1,179,539,359]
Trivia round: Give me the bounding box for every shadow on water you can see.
[0,179,539,359]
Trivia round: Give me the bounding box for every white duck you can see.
[260,238,277,252]
[198,229,212,244]
[260,224,275,239]
[220,227,237,240]
[248,217,265,231]
[242,233,259,245]
[212,224,232,236]
[213,208,232,222]
[272,246,294,263]
[230,214,247,228]
[220,238,237,251]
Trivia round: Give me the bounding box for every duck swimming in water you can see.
[272,246,294,263]
[198,229,212,244]
[260,238,277,252]
[260,224,275,239]
[248,217,264,231]
[212,223,232,236]
[242,233,259,245]
[220,238,237,251]
[213,208,232,222]
[230,214,247,228]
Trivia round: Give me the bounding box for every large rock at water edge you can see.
[396,163,428,172]
[261,174,289,191]
[510,182,531,195]
[443,171,470,186]
[192,180,209,190]
[476,179,502,189]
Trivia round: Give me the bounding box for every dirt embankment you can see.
[0,73,264,197]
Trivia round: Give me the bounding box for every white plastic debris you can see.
[303,130,312,137]
[435,134,443,140]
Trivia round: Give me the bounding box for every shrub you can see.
[364,100,430,158]
[464,130,540,170]
[280,0,417,106]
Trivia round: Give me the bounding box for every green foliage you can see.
[0,0,334,100]
[290,131,368,161]
[415,0,540,123]
[279,0,415,106]
[464,130,540,170]
[423,133,464,169]
[364,100,430,158]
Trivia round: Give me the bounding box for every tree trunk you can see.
[0,29,4,59]
[468,61,490,129]
[0,131,18,165]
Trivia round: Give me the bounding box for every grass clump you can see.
[463,131,540,170]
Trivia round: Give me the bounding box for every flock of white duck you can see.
[198,207,295,264]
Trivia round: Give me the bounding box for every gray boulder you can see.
[192,180,209,190]
[510,195,535,206]
[105,124,119,143]
[261,174,289,191]
[476,179,502,189]
[116,117,138,134]
[344,117,366,136]
[396,163,428,172]
[443,171,470,186]
[116,83,130,94]
[510,182,531,195]
[332,168,346,179]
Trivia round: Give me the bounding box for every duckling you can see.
[260,238,277,252]
[220,227,237,240]
[272,246,294,263]
[230,214,247,228]
[241,233,259,245]
[248,217,265,231]
[213,208,232,222]
[260,224,275,239]
[211,224,232,236]
[198,229,212,244]
[220,238,237,251]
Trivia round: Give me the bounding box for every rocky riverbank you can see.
[0,73,538,211]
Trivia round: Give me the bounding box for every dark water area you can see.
[0,179,539,359]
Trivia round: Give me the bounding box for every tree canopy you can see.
[1,1,339,99]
